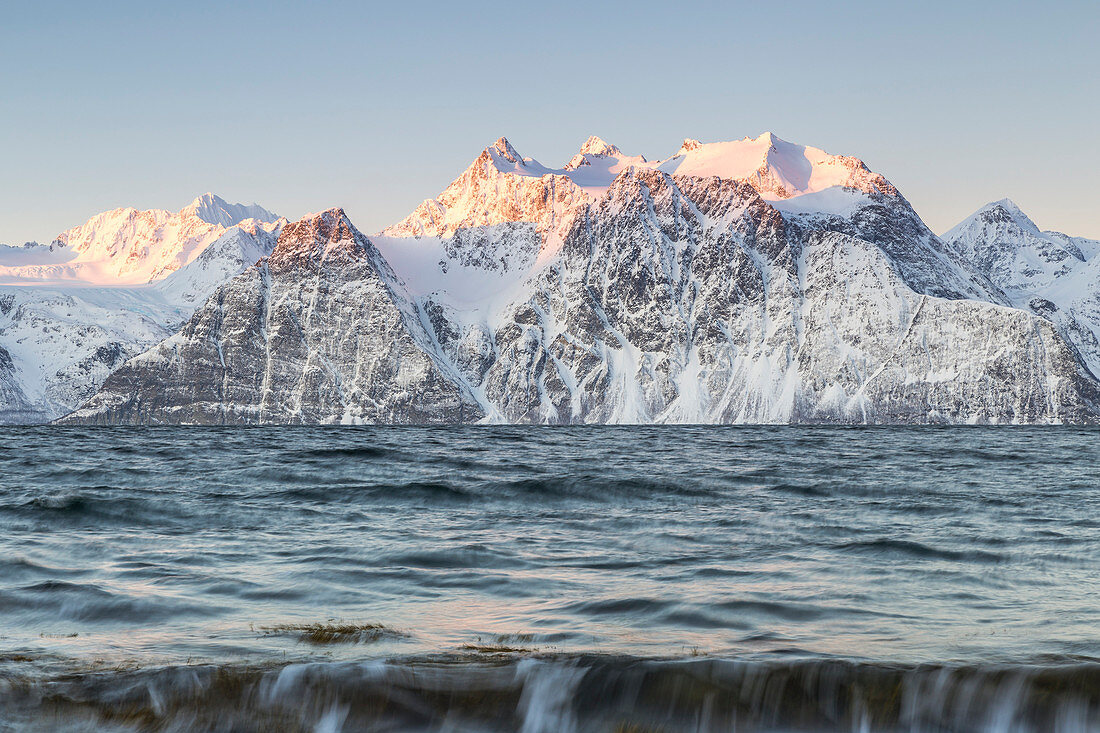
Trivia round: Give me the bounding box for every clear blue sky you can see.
[2,0,1097,243]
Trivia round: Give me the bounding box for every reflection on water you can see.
[1,425,1099,730]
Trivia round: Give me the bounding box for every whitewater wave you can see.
[2,655,1100,732]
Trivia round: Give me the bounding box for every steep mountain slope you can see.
[0,197,281,422]
[65,210,481,424]
[65,136,1100,424]
[152,222,280,309]
[944,199,1100,377]
[0,287,175,423]
[427,170,1096,424]
[383,134,1000,302]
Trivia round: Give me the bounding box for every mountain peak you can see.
[564,136,641,172]
[291,206,354,232]
[276,208,358,246]
[577,136,621,158]
[181,193,279,228]
[977,198,1040,234]
[488,137,524,165]
[269,207,368,269]
[943,199,1050,257]
[755,131,783,147]
[677,138,703,155]
[989,197,1024,215]
[189,192,226,208]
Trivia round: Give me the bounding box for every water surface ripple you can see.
[1,425,1099,731]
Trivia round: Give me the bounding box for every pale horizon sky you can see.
[1,0,1097,243]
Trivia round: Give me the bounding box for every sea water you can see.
[1,425,1098,731]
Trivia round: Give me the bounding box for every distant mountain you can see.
[179,193,278,230]
[63,136,1100,424]
[0,195,281,423]
[62,210,477,424]
[0,193,279,285]
[944,199,1100,378]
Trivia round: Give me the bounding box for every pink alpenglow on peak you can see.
[575,135,623,158]
[0,194,282,287]
[384,132,903,240]
[657,132,898,201]
[485,137,528,171]
[677,138,704,154]
[564,136,647,180]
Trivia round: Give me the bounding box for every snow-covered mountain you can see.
[0,195,281,422]
[62,210,479,424]
[0,193,279,286]
[180,193,277,230]
[63,136,1100,425]
[0,287,178,423]
[944,199,1100,377]
[384,133,900,240]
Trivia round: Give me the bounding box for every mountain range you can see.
[3,135,1098,424]
[0,194,282,422]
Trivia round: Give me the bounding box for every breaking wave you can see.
[3,425,1100,730]
[3,655,1100,732]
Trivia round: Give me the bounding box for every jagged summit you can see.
[972,198,1029,219]
[384,131,905,238]
[963,199,1040,234]
[182,193,279,228]
[268,208,368,269]
[677,138,703,154]
[942,199,1042,246]
[577,136,621,158]
[487,137,525,166]
[472,132,897,201]
[564,136,643,173]
[276,207,359,247]
[990,197,1023,212]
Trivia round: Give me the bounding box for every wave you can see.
[1,491,191,528]
[274,480,476,503]
[832,538,1008,563]
[292,446,399,460]
[2,654,1099,732]
[0,579,225,623]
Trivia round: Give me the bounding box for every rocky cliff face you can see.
[0,287,175,423]
[429,170,1096,424]
[63,137,1100,425]
[0,342,36,423]
[64,210,481,424]
[0,198,281,422]
[944,200,1100,380]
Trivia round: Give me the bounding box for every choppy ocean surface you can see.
[1,426,1099,732]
